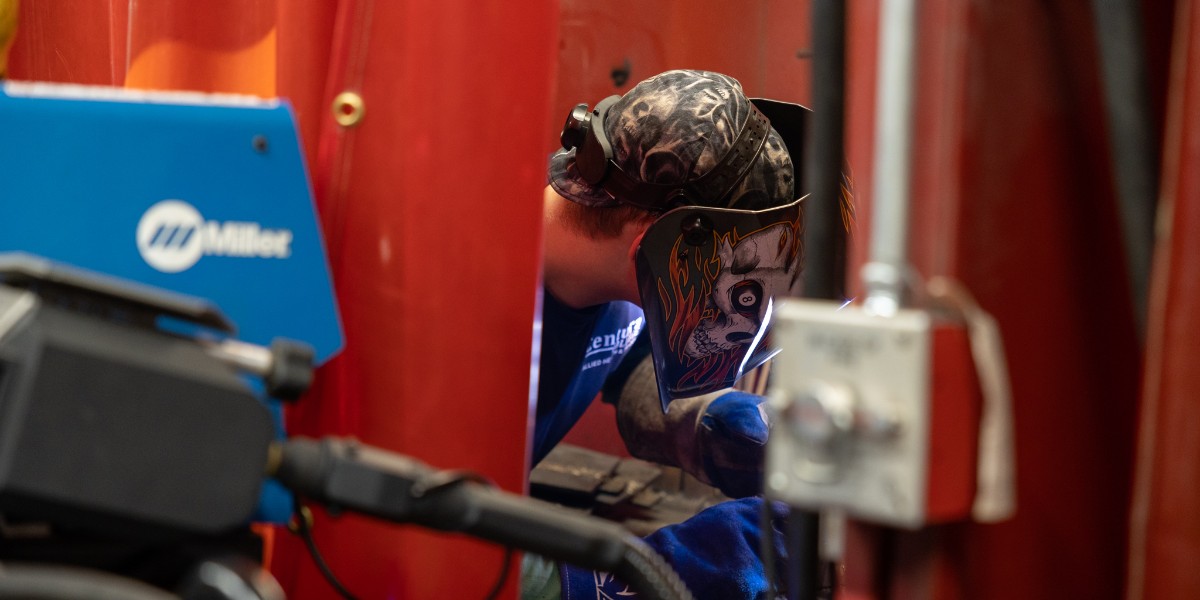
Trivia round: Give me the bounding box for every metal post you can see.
[862,0,919,317]
[803,0,848,302]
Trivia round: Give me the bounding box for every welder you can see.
[525,69,809,600]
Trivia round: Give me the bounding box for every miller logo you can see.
[136,200,294,273]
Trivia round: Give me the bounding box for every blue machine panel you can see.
[0,82,342,363]
[0,83,344,522]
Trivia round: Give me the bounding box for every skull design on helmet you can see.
[685,222,797,359]
[634,199,803,407]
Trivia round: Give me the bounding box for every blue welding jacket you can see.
[532,290,645,465]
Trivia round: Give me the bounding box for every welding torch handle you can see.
[270,437,693,600]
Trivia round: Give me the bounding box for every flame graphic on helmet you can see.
[657,214,802,392]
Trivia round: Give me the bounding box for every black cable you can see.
[484,547,514,600]
[291,497,359,600]
[0,563,178,600]
[794,0,848,597]
[275,437,694,599]
[409,468,520,600]
[785,507,820,600]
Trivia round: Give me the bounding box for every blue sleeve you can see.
[532,301,645,464]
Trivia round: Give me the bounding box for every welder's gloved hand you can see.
[697,390,770,497]
[614,356,769,498]
[558,497,788,600]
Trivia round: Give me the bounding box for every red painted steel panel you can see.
[1127,1,1200,597]
[9,1,553,597]
[275,1,338,174]
[7,0,127,84]
[273,1,559,599]
[10,1,1174,597]
[947,3,1140,598]
[552,0,810,149]
[842,0,1142,598]
[761,0,813,105]
[926,324,981,523]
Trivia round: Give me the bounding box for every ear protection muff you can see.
[559,95,620,186]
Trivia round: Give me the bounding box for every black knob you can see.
[680,214,713,247]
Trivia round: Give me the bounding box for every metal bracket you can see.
[766,298,932,529]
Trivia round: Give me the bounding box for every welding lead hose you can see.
[269,437,693,600]
[0,564,178,600]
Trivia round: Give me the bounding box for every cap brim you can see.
[547,148,622,207]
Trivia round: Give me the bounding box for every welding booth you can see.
[0,0,1197,599]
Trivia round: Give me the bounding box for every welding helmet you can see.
[549,69,809,408]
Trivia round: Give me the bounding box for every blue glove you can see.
[698,391,770,498]
[613,355,771,499]
[559,497,788,600]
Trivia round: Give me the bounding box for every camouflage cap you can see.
[548,69,795,212]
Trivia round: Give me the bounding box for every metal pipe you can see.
[863,0,920,317]
[803,0,848,302]
[795,2,849,597]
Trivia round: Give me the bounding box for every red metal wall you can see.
[8,0,127,84]
[550,0,812,147]
[943,2,1140,595]
[271,2,558,599]
[10,0,1193,598]
[1127,1,1200,597]
[841,1,1147,598]
[9,2,556,598]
